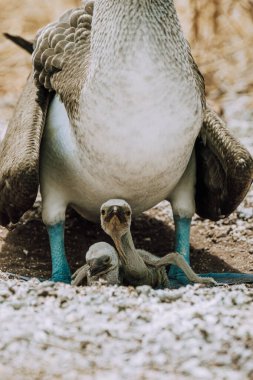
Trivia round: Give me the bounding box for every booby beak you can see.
[101,205,130,265]
[87,255,112,277]
[104,206,127,224]
[105,206,127,263]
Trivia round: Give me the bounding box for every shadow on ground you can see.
[0,203,242,280]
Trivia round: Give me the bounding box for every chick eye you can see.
[101,209,106,216]
[126,210,131,217]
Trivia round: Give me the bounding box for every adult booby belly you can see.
[40,75,202,223]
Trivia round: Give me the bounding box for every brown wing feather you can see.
[186,40,206,110]
[185,42,252,220]
[32,3,93,119]
[0,72,51,225]
[195,107,253,220]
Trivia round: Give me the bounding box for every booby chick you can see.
[71,242,120,286]
[100,199,216,288]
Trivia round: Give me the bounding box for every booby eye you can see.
[126,210,131,217]
[101,209,106,216]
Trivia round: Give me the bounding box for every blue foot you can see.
[168,216,253,288]
[197,272,253,285]
[168,272,253,288]
[47,222,71,284]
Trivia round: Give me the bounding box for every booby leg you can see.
[168,151,196,286]
[41,187,71,284]
[168,150,253,287]
[169,216,192,285]
[47,222,71,284]
[39,95,74,283]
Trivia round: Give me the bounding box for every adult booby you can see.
[0,1,252,285]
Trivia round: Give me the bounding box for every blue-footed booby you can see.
[0,1,253,286]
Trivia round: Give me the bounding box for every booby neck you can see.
[89,0,193,78]
[82,0,202,122]
[112,229,152,284]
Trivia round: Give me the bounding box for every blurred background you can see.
[0,0,253,139]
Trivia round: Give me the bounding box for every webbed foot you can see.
[196,272,253,285]
[168,271,253,288]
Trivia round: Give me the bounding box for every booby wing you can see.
[0,3,93,225]
[32,3,93,119]
[195,107,253,220]
[0,72,50,225]
[180,43,252,220]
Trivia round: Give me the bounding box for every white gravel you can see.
[0,276,253,380]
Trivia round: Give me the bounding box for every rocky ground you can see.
[0,278,253,380]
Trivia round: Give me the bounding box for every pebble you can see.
[0,279,252,379]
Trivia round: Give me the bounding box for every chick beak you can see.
[106,206,127,224]
[88,255,112,277]
[105,208,127,264]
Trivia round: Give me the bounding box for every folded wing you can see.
[195,107,253,220]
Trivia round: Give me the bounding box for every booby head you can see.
[86,242,119,278]
[100,199,132,263]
